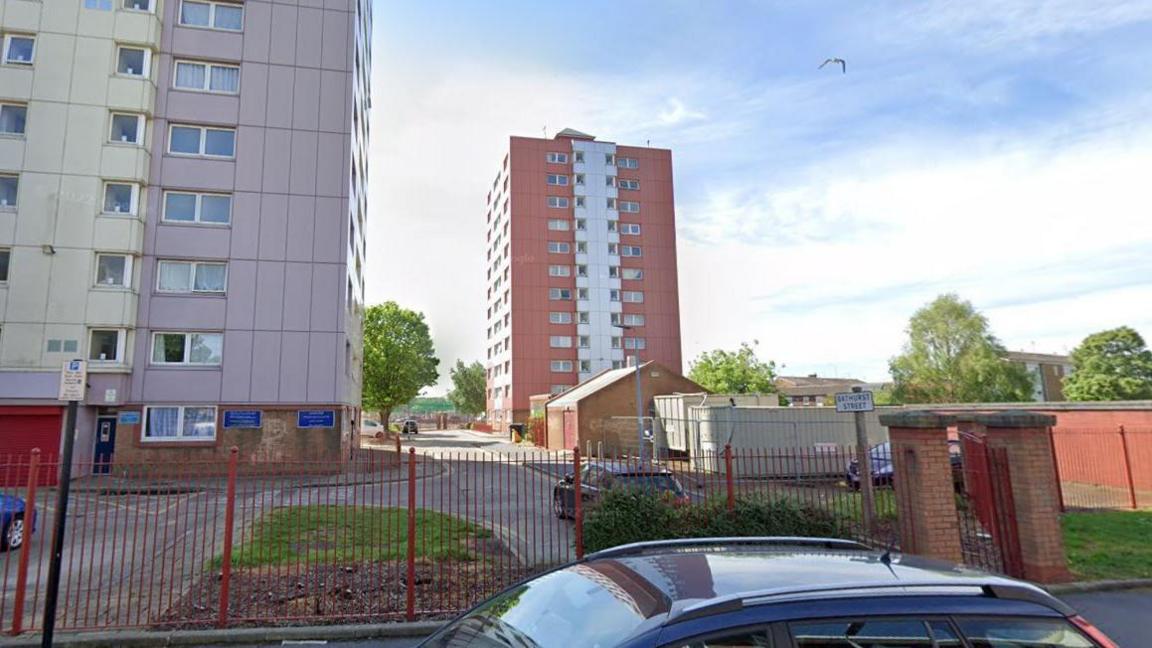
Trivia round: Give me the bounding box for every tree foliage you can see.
[1064,327,1152,401]
[889,294,1033,404]
[447,360,487,416]
[361,302,439,422]
[688,341,777,394]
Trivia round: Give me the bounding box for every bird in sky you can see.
[819,58,846,74]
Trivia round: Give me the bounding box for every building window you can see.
[576,264,587,277]
[605,154,615,165]
[622,268,644,280]
[620,223,641,235]
[46,339,79,353]
[624,337,647,350]
[549,312,572,324]
[545,174,569,186]
[109,113,144,144]
[574,173,585,185]
[606,176,616,187]
[116,47,149,76]
[174,60,240,93]
[610,289,620,302]
[611,337,622,349]
[606,198,617,209]
[550,385,571,395]
[157,260,227,294]
[547,196,569,208]
[547,241,571,254]
[169,124,236,157]
[151,331,223,365]
[549,336,572,348]
[624,314,646,326]
[163,191,232,224]
[578,336,590,348]
[88,329,126,362]
[611,313,621,325]
[0,104,26,135]
[620,201,640,213]
[575,219,586,231]
[618,179,640,190]
[574,151,584,163]
[0,175,17,208]
[579,360,591,372]
[617,157,639,169]
[574,196,585,208]
[123,0,153,11]
[85,0,113,9]
[577,288,588,300]
[576,241,587,253]
[547,219,570,231]
[103,182,139,215]
[578,311,589,324]
[607,221,617,233]
[95,253,132,287]
[179,0,244,31]
[621,245,642,257]
[608,266,619,278]
[623,290,645,303]
[2,35,35,65]
[143,405,217,442]
[548,265,571,277]
[0,247,8,282]
[551,360,573,372]
[608,243,619,255]
[546,152,568,164]
[612,360,625,369]
[548,288,572,301]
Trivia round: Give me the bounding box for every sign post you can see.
[43,360,87,647]
[836,387,876,532]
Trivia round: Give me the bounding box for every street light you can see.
[613,324,645,461]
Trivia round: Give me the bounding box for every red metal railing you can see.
[1050,427,1152,510]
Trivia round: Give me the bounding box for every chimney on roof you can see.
[808,373,818,378]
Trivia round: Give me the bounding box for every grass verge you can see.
[1062,510,1152,580]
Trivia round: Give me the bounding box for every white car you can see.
[361,419,383,435]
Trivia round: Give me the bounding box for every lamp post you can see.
[613,324,645,461]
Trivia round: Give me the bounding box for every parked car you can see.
[402,419,419,435]
[847,440,964,490]
[361,419,383,435]
[553,460,688,519]
[418,537,1118,647]
[0,495,33,551]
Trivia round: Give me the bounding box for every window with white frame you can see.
[605,176,616,187]
[547,219,569,231]
[3,35,35,65]
[102,182,139,215]
[578,311,589,324]
[576,241,587,253]
[163,191,232,224]
[610,289,620,301]
[545,174,569,186]
[95,253,132,287]
[611,336,622,349]
[179,0,244,30]
[574,196,585,208]
[143,405,217,441]
[575,219,586,231]
[621,245,642,257]
[123,0,153,11]
[109,113,144,144]
[169,124,235,157]
[0,174,17,208]
[623,290,645,303]
[151,331,223,365]
[577,288,588,300]
[617,157,639,169]
[0,247,9,281]
[173,60,240,93]
[605,153,615,165]
[611,313,622,325]
[624,337,647,350]
[550,385,571,395]
[580,360,591,372]
[612,360,625,370]
[574,151,584,163]
[576,264,587,277]
[620,223,641,235]
[608,266,619,278]
[548,288,572,300]
[0,103,26,135]
[88,329,126,362]
[624,314,646,326]
[574,173,585,185]
[545,152,568,163]
[547,241,570,254]
[608,243,618,255]
[547,196,569,208]
[620,201,640,213]
[549,311,572,324]
[607,220,617,232]
[85,0,113,9]
[618,178,639,190]
[116,46,150,76]
[578,336,590,348]
[606,198,617,209]
[622,267,643,280]
[550,360,574,372]
[548,265,570,277]
[156,260,227,293]
[549,336,572,348]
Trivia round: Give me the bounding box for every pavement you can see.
[1060,587,1152,647]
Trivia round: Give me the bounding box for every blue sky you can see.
[366,1,1152,390]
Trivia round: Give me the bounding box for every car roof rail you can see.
[584,536,872,561]
[668,580,1074,624]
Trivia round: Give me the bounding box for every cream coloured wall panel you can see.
[68,37,112,106]
[22,100,66,172]
[0,322,45,368]
[29,33,76,103]
[3,246,50,320]
[0,68,33,100]
[43,248,92,321]
[1,0,41,32]
[60,104,104,175]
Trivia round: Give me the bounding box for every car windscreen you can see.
[616,474,683,494]
[421,566,670,648]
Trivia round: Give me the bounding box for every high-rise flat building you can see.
[0,0,370,469]
[484,129,682,426]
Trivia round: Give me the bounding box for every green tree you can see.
[889,294,1033,404]
[362,302,439,423]
[1064,327,1152,401]
[447,360,487,416]
[688,342,777,394]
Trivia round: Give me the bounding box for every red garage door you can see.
[0,406,63,486]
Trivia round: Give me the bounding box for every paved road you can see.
[1061,587,1152,647]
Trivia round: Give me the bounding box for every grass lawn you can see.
[222,505,493,568]
[1062,510,1152,580]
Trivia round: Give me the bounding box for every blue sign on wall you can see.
[117,411,141,425]
[298,409,336,428]
[223,410,263,429]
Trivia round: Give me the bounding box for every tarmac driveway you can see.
[1060,587,1152,647]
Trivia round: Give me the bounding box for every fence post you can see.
[1047,429,1066,513]
[406,447,417,621]
[573,447,583,560]
[216,447,239,629]
[1119,426,1138,510]
[10,449,41,636]
[724,445,735,512]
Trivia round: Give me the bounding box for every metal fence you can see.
[1050,427,1152,510]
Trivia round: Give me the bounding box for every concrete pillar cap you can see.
[878,411,956,428]
[972,411,1057,428]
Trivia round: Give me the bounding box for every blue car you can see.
[418,537,1117,647]
[0,494,32,551]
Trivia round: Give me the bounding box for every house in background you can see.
[775,375,870,407]
[1005,351,1073,402]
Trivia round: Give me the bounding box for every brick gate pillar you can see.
[978,412,1072,583]
[879,411,962,564]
